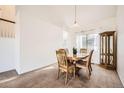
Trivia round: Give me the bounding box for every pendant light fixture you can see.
[73,5,80,27]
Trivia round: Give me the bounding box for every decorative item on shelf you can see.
[73,47,77,57]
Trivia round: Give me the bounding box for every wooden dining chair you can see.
[56,49,75,84]
[76,50,94,79]
[65,48,69,55]
[80,48,88,62]
[80,48,87,54]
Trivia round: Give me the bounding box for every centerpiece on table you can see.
[73,47,77,57]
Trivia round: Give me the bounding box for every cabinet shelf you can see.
[100,53,113,56]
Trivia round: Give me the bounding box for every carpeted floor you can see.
[0,64,123,88]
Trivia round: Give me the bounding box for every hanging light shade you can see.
[72,5,80,27]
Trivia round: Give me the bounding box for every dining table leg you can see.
[73,66,76,78]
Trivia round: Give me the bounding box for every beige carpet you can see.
[0,64,123,88]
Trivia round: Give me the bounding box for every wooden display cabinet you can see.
[99,31,117,70]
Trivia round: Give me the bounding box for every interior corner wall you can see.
[117,6,124,86]
[18,6,63,74]
[15,9,21,74]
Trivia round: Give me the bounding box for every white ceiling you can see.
[17,5,117,31]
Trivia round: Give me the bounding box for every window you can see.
[87,34,98,51]
[76,34,98,51]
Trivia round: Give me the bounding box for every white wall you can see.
[0,38,15,73]
[117,6,124,86]
[17,6,63,74]
[67,31,76,54]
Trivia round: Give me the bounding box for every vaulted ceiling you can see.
[17,5,117,31]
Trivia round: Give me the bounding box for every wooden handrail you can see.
[0,18,15,24]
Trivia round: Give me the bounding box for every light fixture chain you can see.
[75,5,77,24]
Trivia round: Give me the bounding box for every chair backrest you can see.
[58,48,69,55]
[58,49,66,53]
[65,48,69,55]
[56,49,68,67]
[86,50,94,67]
[80,48,87,54]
